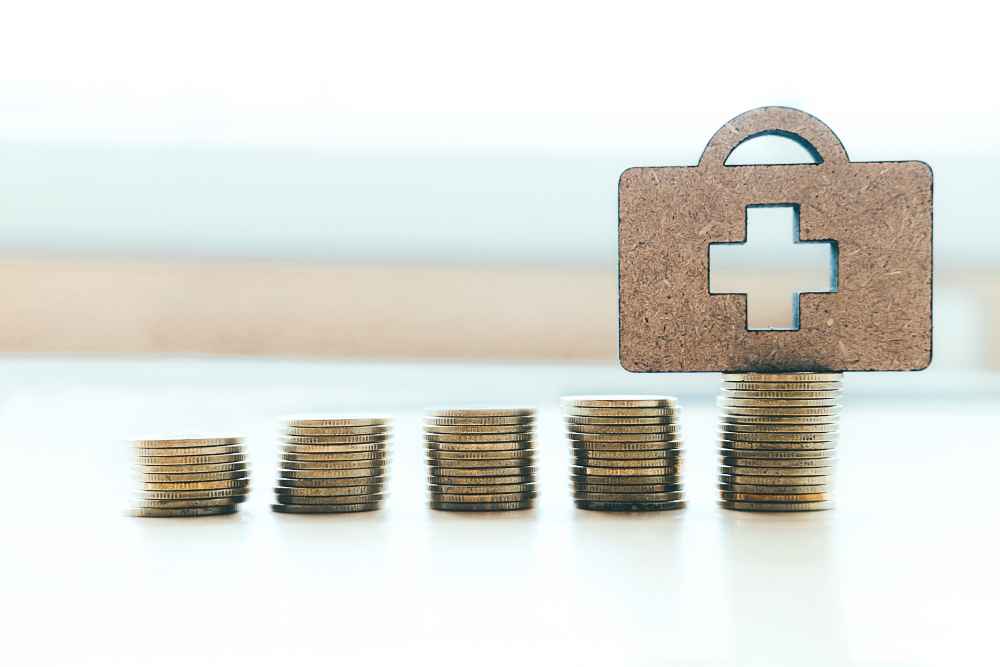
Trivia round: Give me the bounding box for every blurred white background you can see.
[0,0,997,374]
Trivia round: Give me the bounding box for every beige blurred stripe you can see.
[0,259,995,366]
[0,259,617,360]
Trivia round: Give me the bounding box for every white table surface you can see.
[1,359,997,666]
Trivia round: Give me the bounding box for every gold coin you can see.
[275,483,382,495]
[281,465,387,477]
[718,448,835,460]
[132,497,245,509]
[572,465,681,477]
[272,502,380,514]
[424,432,532,444]
[131,437,242,448]
[140,478,250,491]
[427,465,534,477]
[568,432,681,443]
[719,482,831,494]
[277,467,383,480]
[723,372,842,382]
[572,457,682,470]
[575,499,685,512]
[720,423,838,433]
[568,423,680,434]
[721,414,840,425]
[275,488,385,501]
[429,492,536,503]
[425,441,533,453]
[423,424,531,435]
[719,500,833,511]
[560,395,678,408]
[428,483,535,495]
[719,399,839,409]
[723,389,842,400]
[720,431,836,443]
[133,461,248,474]
[427,408,534,418]
[429,475,533,486]
[425,458,534,470]
[721,457,836,469]
[571,447,682,460]
[135,445,243,457]
[723,382,841,391]
[572,474,681,485]
[129,506,238,518]
[276,475,386,488]
[566,415,679,425]
[429,500,532,511]
[720,406,841,417]
[425,448,534,461]
[138,470,249,483]
[135,453,245,466]
[720,474,829,486]
[575,491,683,502]
[720,492,832,502]
[282,460,386,472]
[572,482,683,494]
[572,440,682,452]
[283,443,388,454]
[277,476,384,488]
[720,465,832,477]
[282,450,387,462]
[137,487,249,500]
[424,415,534,426]
[564,407,680,417]
[285,425,389,436]
[285,417,389,428]
[719,440,833,451]
[283,434,389,445]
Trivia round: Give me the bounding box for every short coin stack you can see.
[563,396,684,511]
[273,417,390,514]
[424,409,536,511]
[718,372,842,512]
[129,437,249,518]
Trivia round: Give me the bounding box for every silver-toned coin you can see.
[429,500,532,511]
[272,502,381,513]
[719,500,833,512]
[129,506,238,518]
[575,500,685,512]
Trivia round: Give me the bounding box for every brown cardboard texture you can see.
[619,107,932,372]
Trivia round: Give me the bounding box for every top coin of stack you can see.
[717,372,842,512]
[129,437,249,517]
[273,417,391,514]
[424,408,536,511]
[562,396,685,512]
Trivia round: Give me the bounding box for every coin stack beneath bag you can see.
[718,372,842,512]
[563,396,684,511]
[273,417,390,514]
[129,437,249,518]
[424,409,536,511]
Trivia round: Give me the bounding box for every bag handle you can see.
[697,106,849,169]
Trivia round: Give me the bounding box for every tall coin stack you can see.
[717,372,842,512]
[273,417,390,514]
[562,396,685,511]
[129,437,249,518]
[424,409,536,511]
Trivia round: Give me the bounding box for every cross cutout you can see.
[709,204,838,331]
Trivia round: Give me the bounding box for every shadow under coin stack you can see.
[563,396,685,511]
[718,372,842,512]
[273,417,390,514]
[424,409,536,511]
[129,437,249,517]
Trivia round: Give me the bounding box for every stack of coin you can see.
[273,417,390,514]
[562,396,684,511]
[424,409,536,511]
[129,437,249,518]
[718,372,841,512]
